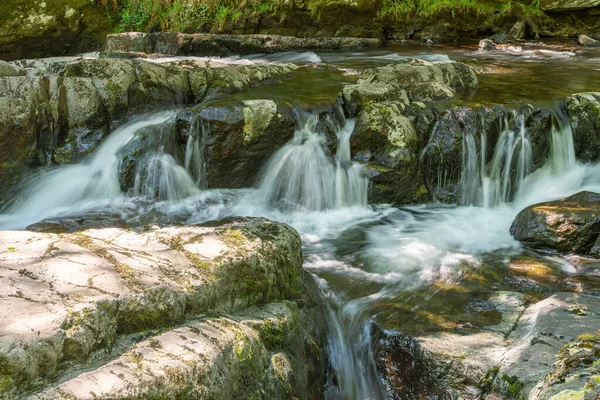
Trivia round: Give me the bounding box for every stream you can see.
[2,41,600,398]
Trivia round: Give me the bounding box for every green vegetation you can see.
[91,0,543,34]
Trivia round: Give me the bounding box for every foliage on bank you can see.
[90,0,544,34]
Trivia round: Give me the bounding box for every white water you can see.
[3,101,600,398]
[258,114,368,212]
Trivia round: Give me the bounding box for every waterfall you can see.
[461,113,533,207]
[258,113,368,212]
[132,151,201,201]
[0,111,209,229]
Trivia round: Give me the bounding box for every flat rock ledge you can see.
[0,217,327,399]
[105,32,383,57]
[382,291,600,399]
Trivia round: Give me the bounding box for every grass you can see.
[91,0,544,34]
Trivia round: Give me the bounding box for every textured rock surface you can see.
[0,217,328,399]
[387,291,600,399]
[0,57,297,205]
[105,32,383,56]
[541,0,600,10]
[0,0,109,61]
[196,100,296,188]
[511,191,600,256]
[566,92,600,162]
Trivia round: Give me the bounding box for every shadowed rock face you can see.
[511,191,600,256]
[0,217,328,399]
[105,32,384,57]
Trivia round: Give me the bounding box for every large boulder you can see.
[356,59,478,102]
[566,92,600,162]
[351,101,430,205]
[510,191,600,256]
[105,32,383,56]
[0,0,110,60]
[196,100,296,188]
[0,217,327,399]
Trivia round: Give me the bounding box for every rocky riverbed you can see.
[2,31,600,400]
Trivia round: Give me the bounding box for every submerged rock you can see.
[511,191,600,256]
[0,217,327,399]
[105,32,383,57]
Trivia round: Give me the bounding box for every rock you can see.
[415,23,459,44]
[541,0,600,11]
[0,61,26,77]
[507,21,527,41]
[357,59,478,102]
[0,217,327,399]
[0,0,109,60]
[105,32,383,57]
[566,92,600,162]
[341,83,409,117]
[0,57,298,203]
[578,34,600,47]
[26,212,128,233]
[479,39,497,50]
[510,191,600,256]
[196,100,296,188]
[391,291,600,398]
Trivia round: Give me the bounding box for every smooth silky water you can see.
[3,43,600,398]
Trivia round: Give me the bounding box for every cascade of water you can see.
[184,119,207,188]
[258,113,368,212]
[132,151,201,201]
[0,112,177,229]
[461,113,533,207]
[315,277,388,400]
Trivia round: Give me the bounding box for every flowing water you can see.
[3,43,600,398]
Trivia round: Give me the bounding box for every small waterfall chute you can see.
[258,113,368,212]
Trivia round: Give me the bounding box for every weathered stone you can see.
[578,34,600,47]
[0,57,298,202]
[0,217,306,397]
[479,38,497,50]
[507,21,527,41]
[105,32,383,56]
[341,83,409,117]
[541,0,600,11]
[197,100,296,188]
[357,59,478,102]
[510,191,600,256]
[0,0,109,60]
[566,92,600,162]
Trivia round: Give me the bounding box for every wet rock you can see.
[541,0,600,11]
[0,61,26,77]
[105,32,383,57]
[351,101,429,205]
[414,23,459,44]
[479,39,497,50]
[357,59,478,102]
[0,217,326,399]
[0,0,109,61]
[0,57,297,202]
[26,212,128,233]
[507,21,527,41]
[510,191,600,256]
[566,92,600,162]
[341,83,409,117]
[196,100,296,188]
[578,34,600,47]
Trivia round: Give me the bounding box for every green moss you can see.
[502,374,525,398]
[0,355,13,394]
